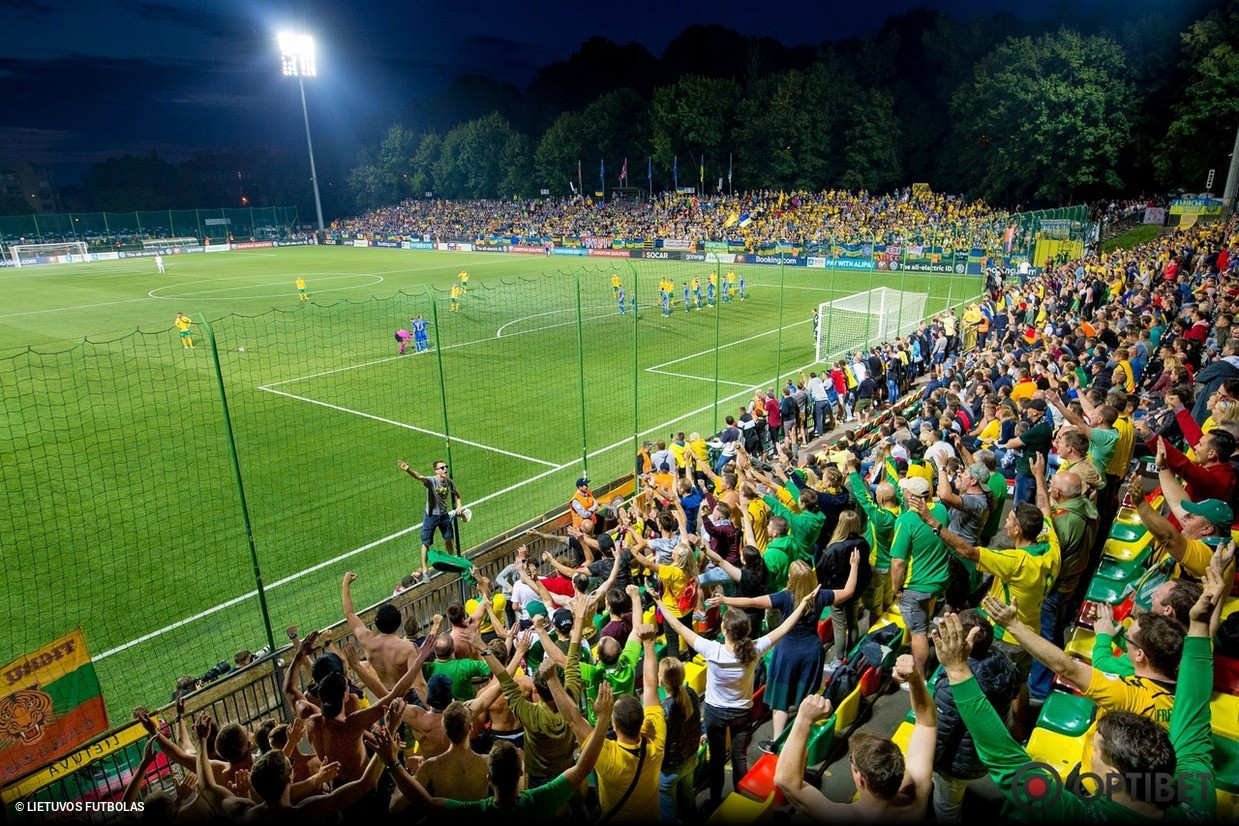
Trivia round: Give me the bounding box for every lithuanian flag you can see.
[0,629,108,786]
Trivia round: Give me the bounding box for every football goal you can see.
[8,241,88,267]
[816,287,927,364]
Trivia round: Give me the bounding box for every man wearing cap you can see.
[934,460,994,610]
[889,475,952,679]
[570,478,598,531]
[913,452,1060,738]
[998,398,1053,506]
[1133,457,1234,579]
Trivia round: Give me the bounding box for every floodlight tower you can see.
[279,32,325,232]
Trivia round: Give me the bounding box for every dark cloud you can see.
[0,0,55,13]
[131,2,239,40]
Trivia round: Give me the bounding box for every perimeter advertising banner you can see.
[0,629,108,786]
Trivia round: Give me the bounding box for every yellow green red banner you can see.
[0,629,109,787]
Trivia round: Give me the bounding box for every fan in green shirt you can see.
[937,567,1225,824]
[846,466,900,570]
[422,637,491,701]
[748,460,825,564]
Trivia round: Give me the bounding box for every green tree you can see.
[650,75,739,188]
[348,125,422,210]
[433,113,526,198]
[1154,0,1239,188]
[949,30,1135,204]
[839,89,903,192]
[579,88,652,181]
[534,112,586,196]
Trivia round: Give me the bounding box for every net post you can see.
[198,315,277,654]
[575,270,588,477]
[103,212,111,249]
[32,214,41,244]
[775,256,785,388]
[631,261,640,502]
[424,284,462,554]
[824,265,836,366]
[864,281,875,350]
[713,257,721,434]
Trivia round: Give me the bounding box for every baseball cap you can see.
[576,477,589,488]
[552,608,574,634]
[527,600,549,619]
[1026,399,1048,412]
[1180,498,1234,530]
[966,462,991,485]
[426,674,453,711]
[899,477,931,497]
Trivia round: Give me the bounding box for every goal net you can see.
[816,287,928,364]
[8,241,88,267]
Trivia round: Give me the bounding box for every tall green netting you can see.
[207,292,446,646]
[0,328,264,722]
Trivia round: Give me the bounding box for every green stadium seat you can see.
[1036,691,1097,736]
[1107,523,1147,543]
[806,716,837,765]
[1084,575,1127,605]
[1095,548,1150,582]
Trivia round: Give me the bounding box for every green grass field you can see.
[0,246,980,721]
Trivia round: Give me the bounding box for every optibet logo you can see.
[1010,762,1212,812]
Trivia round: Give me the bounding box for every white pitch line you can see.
[647,318,811,370]
[645,368,752,387]
[260,386,561,467]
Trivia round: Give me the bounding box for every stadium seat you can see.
[859,665,883,698]
[1035,691,1097,737]
[1101,532,1151,562]
[805,717,837,765]
[1052,664,1087,696]
[816,616,834,646]
[1084,575,1127,605]
[1025,728,1085,777]
[684,660,707,695]
[833,684,863,733]
[693,740,709,788]
[1213,693,1239,741]
[1063,627,1096,662]
[1095,549,1151,582]
[749,684,768,724]
[706,791,775,824]
[736,752,784,806]
[890,720,915,755]
[1215,734,1239,794]
[1107,523,1147,543]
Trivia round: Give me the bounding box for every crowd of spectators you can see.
[119,213,1239,824]
[330,188,1014,253]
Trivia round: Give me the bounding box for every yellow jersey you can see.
[296,277,306,290]
[174,315,191,332]
[450,286,461,300]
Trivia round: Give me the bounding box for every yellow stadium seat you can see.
[684,660,708,696]
[1214,693,1239,742]
[707,791,775,825]
[1025,728,1085,777]
[1217,788,1239,822]
[643,606,658,625]
[890,720,915,756]
[1102,531,1152,562]
[833,684,863,733]
[1064,628,1096,662]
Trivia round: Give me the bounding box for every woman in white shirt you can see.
[662,585,819,812]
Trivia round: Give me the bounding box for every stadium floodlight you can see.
[279,31,325,232]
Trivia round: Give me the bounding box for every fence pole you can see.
[199,316,277,654]
[713,260,721,433]
[575,271,588,476]
[774,258,785,388]
[825,265,836,367]
[425,285,461,555]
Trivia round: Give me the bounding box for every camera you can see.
[198,660,232,686]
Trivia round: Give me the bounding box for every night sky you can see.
[2,0,1066,183]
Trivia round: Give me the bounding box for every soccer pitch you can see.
[0,246,978,719]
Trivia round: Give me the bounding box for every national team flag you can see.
[647,156,652,183]
[600,159,605,189]
[728,154,733,185]
[620,158,628,183]
[699,155,704,190]
[577,160,583,198]
[0,629,109,785]
[673,155,678,190]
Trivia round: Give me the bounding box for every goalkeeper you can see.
[398,458,464,583]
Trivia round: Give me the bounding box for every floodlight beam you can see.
[279,32,325,232]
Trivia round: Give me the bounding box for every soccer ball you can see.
[459,507,473,523]
[237,347,245,352]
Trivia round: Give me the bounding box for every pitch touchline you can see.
[259,387,561,467]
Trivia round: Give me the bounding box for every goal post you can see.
[815,287,928,364]
[8,241,88,267]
